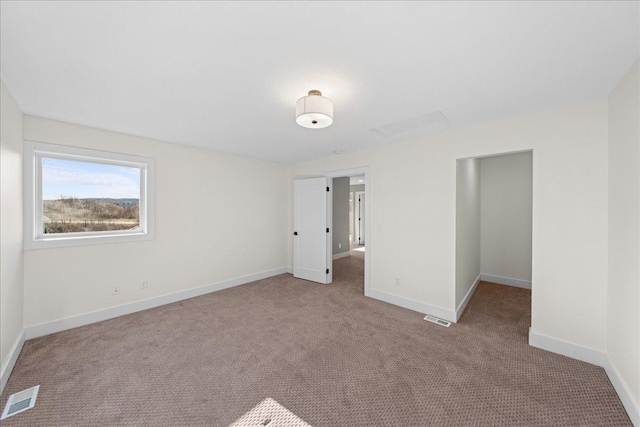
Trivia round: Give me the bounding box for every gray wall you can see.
[480,151,533,281]
[455,158,481,307]
[350,184,365,192]
[333,177,350,255]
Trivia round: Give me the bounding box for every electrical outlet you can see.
[141,280,149,289]
[395,277,400,286]
[112,284,120,295]
[338,243,342,249]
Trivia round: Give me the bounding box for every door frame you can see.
[325,166,371,296]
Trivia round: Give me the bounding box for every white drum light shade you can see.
[296,90,333,129]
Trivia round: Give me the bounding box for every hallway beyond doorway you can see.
[351,244,365,253]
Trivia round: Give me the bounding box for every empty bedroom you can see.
[0,1,638,426]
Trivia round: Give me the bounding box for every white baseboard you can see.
[365,288,457,323]
[528,329,639,424]
[480,274,531,289]
[332,251,351,260]
[0,330,25,394]
[286,266,293,274]
[456,274,481,321]
[24,267,288,340]
[603,356,640,426]
[530,330,640,425]
[528,328,606,366]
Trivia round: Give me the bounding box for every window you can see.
[24,141,155,249]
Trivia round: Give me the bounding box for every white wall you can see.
[332,177,350,255]
[480,152,533,282]
[0,81,24,388]
[608,59,640,413]
[289,100,608,351]
[455,158,481,308]
[22,116,289,329]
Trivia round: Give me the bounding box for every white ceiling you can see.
[1,2,638,164]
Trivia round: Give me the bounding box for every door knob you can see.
[294,232,298,235]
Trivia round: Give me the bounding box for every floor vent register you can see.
[424,315,451,327]
[1,385,40,420]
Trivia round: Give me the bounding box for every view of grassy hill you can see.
[43,196,139,234]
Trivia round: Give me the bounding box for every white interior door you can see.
[294,177,331,284]
[356,192,365,245]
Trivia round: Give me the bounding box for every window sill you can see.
[24,231,155,250]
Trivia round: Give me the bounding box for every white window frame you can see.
[24,141,155,249]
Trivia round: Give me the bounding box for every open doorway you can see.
[455,150,533,328]
[326,167,370,295]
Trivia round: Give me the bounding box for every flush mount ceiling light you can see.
[296,90,333,129]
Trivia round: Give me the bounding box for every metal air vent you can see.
[1,385,40,420]
[424,315,451,327]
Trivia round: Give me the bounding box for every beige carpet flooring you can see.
[0,250,631,426]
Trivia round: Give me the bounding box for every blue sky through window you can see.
[42,157,141,200]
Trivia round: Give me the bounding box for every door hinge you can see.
[326,268,330,274]
[326,227,330,233]
[327,187,330,192]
